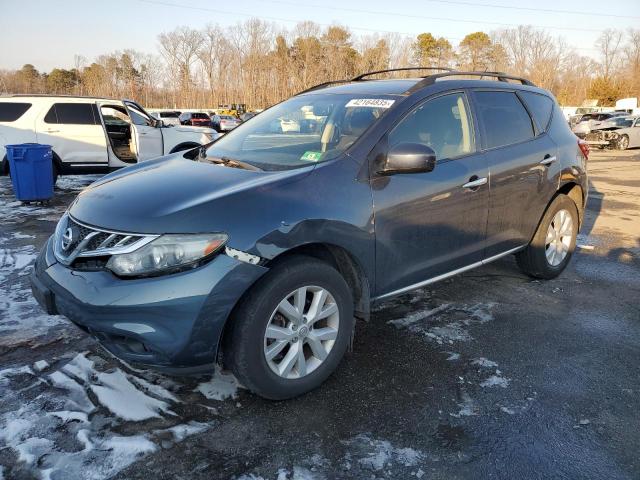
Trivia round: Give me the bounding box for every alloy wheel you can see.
[545,209,573,266]
[264,286,340,379]
[619,136,629,150]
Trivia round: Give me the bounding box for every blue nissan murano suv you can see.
[31,69,589,399]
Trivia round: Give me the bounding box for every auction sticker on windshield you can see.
[345,98,395,109]
[301,151,323,162]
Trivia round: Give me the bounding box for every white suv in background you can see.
[0,96,219,180]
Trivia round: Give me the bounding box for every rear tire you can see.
[224,255,354,400]
[516,194,579,279]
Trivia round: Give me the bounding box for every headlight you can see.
[106,233,228,277]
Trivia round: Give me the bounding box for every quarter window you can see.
[389,92,474,160]
[44,103,97,125]
[474,91,534,149]
[0,102,32,122]
[519,91,554,132]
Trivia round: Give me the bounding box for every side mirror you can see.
[378,143,436,175]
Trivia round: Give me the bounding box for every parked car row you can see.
[150,109,257,132]
[583,115,640,150]
[0,96,220,180]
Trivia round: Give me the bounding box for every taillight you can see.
[578,138,589,159]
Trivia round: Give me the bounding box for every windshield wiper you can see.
[205,156,262,171]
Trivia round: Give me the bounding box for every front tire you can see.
[516,194,579,279]
[224,256,354,400]
[618,135,629,150]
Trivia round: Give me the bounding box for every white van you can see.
[0,96,219,180]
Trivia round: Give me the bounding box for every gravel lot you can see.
[1,149,639,480]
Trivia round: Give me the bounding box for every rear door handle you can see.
[463,177,488,189]
[44,129,59,133]
[540,155,556,166]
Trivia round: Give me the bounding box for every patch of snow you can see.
[90,368,175,421]
[500,406,516,415]
[15,437,54,465]
[195,366,241,400]
[388,303,451,328]
[48,371,95,413]
[101,434,157,458]
[472,357,498,368]
[33,360,50,372]
[62,353,95,382]
[291,466,324,479]
[76,429,93,452]
[346,434,425,472]
[451,391,478,417]
[129,375,180,403]
[0,353,216,480]
[446,352,460,361]
[0,274,72,347]
[55,175,101,191]
[0,465,4,480]
[47,411,89,424]
[1,417,32,443]
[388,302,496,345]
[0,365,33,385]
[163,421,209,442]
[480,374,510,388]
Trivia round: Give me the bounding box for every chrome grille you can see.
[53,214,158,266]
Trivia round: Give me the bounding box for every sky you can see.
[1,0,639,71]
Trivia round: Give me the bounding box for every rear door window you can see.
[474,91,534,149]
[519,91,554,133]
[0,102,32,122]
[44,103,97,125]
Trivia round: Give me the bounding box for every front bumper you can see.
[31,237,268,369]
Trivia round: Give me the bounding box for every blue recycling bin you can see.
[5,143,54,202]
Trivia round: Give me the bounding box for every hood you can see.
[69,156,310,234]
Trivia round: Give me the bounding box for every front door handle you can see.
[540,155,556,166]
[462,176,488,189]
[44,129,60,133]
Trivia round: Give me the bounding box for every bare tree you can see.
[4,21,639,110]
[158,26,203,106]
[596,29,623,79]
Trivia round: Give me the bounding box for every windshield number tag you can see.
[345,99,395,109]
[301,151,323,162]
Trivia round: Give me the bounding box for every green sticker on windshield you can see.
[301,151,323,162]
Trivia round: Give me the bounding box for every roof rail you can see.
[296,79,353,95]
[296,69,535,96]
[351,67,454,81]
[420,71,535,87]
[296,67,454,95]
[6,93,119,100]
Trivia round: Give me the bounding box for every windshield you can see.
[611,117,632,127]
[204,94,396,171]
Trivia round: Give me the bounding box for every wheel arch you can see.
[265,243,371,323]
[216,242,371,365]
[525,182,584,247]
[557,182,585,227]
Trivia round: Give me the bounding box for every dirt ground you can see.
[0,149,638,480]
